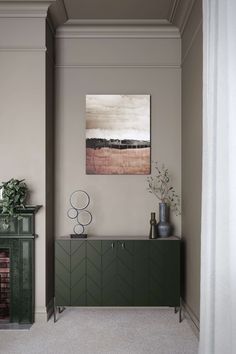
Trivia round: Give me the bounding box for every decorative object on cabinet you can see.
[0,205,41,327]
[149,212,157,239]
[0,179,28,230]
[67,190,92,238]
[86,95,151,175]
[157,202,172,238]
[54,237,181,322]
[147,161,181,237]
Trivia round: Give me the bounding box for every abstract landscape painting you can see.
[86,95,151,175]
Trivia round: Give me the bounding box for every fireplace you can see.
[0,249,10,321]
[0,206,40,326]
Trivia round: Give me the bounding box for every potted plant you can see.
[147,162,181,237]
[0,178,28,230]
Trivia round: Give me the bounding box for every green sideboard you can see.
[54,237,181,321]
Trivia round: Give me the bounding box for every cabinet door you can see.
[133,241,149,306]
[55,240,70,306]
[86,241,102,305]
[149,240,180,306]
[116,241,134,306]
[101,240,117,305]
[70,240,86,306]
[101,240,134,306]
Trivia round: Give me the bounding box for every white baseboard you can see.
[182,300,199,338]
[34,307,48,323]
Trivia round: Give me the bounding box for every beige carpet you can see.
[0,308,198,354]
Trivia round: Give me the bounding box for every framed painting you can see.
[86,94,151,175]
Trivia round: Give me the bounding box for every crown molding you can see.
[171,0,196,34]
[0,0,55,18]
[48,0,68,29]
[168,0,180,23]
[56,19,180,39]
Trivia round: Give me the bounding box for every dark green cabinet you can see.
[55,238,180,308]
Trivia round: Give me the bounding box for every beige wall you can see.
[0,5,54,320]
[181,0,202,323]
[55,27,182,238]
[46,20,55,313]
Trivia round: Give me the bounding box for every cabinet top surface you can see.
[56,235,180,241]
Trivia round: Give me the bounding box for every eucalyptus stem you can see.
[147,162,181,216]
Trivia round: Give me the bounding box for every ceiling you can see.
[63,0,177,21]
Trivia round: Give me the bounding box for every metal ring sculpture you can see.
[67,190,92,236]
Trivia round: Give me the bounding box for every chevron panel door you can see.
[133,241,149,306]
[101,240,117,305]
[86,241,102,305]
[55,240,70,306]
[70,240,86,306]
[116,241,134,306]
[149,240,180,306]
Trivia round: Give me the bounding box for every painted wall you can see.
[181,0,202,323]
[0,16,47,319]
[55,28,182,238]
[46,20,55,314]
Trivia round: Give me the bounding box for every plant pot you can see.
[156,203,172,238]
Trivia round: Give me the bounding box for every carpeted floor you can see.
[0,308,198,354]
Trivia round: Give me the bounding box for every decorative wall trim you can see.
[171,0,196,35]
[46,16,55,35]
[0,47,46,52]
[182,20,202,64]
[168,0,181,23]
[0,1,55,18]
[55,64,181,69]
[182,300,200,337]
[56,19,180,39]
[35,306,48,322]
[48,0,68,29]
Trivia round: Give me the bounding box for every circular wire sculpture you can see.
[73,224,84,235]
[67,190,92,237]
[67,208,78,219]
[77,210,92,226]
[70,190,90,210]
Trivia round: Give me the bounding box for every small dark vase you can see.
[157,203,172,238]
[149,212,157,239]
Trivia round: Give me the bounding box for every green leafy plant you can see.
[147,161,181,216]
[0,178,28,229]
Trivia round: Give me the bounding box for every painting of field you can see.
[86,95,150,175]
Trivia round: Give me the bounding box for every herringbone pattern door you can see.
[86,241,102,305]
[133,241,149,305]
[101,240,117,305]
[55,240,70,306]
[71,240,86,305]
[149,240,180,306]
[116,241,134,306]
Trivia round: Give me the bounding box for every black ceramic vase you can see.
[149,212,157,239]
[157,202,172,238]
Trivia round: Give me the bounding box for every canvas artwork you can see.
[86,95,151,175]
